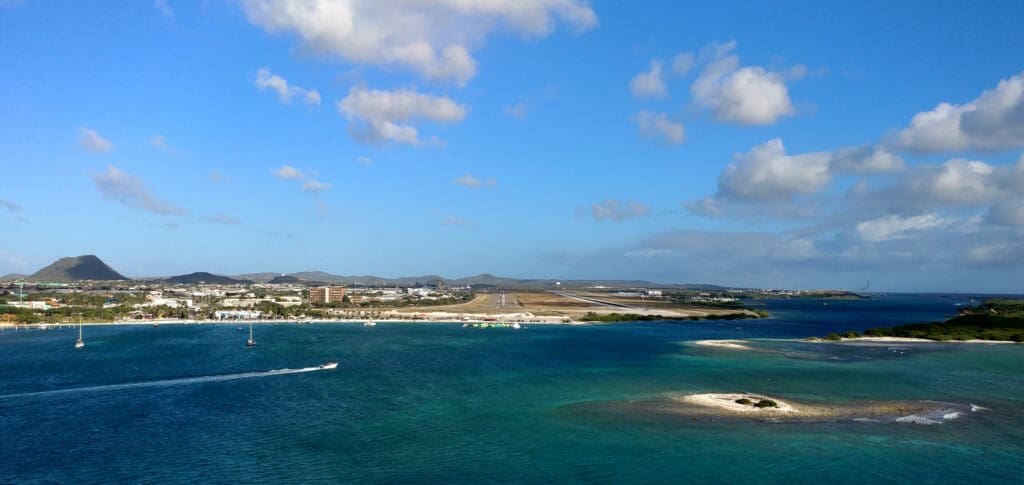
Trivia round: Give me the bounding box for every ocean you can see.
[1,294,1022,483]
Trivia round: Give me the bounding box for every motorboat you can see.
[318,362,338,370]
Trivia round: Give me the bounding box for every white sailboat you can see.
[246,322,256,347]
[74,324,84,349]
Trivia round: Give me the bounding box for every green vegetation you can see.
[754,399,778,408]
[823,332,841,341]
[735,398,752,405]
[858,299,1024,342]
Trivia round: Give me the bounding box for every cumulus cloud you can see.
[273,165,305,180]
[830,145,905,173]
[337,86,468,146]
[690,41,795,125]
[241,0,597,86]
[631,110,685,144]
[93,165,186,216]
[78,127,113,153]
[893,70,1024,152]
[579,199,650,221]
[629,60,667,98]
[855,213,952,242]
[255,67,321,106]
[717,138,831,201]
[906,159,1001,204]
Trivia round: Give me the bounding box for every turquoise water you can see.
[1,295,1022,483]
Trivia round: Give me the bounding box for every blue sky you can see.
[2,1,1024,292]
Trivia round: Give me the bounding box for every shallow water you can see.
[1,294,1022,483]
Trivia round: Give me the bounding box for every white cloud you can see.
[301,179,331,192]
[453,173,496,188]
[78,127,113,153]
[93,165,186,216]
[717,138,831,201]
[672,52,694,76]
[273,165,305,180]
[581,199,650,221]
[893,70,1024,152]
[855,213,951,242]
[631,110,685,145]
[907,158,1000,204]
[690,41,795,125]
[254,67,321,106]
[241,0,597,86]
[830,145,905,173]
[629,60,666,99]
[503,101,528,119]
[274,165,331,192]
[337,86,468,146]
[356,156,372,166]
[154,0,173,18]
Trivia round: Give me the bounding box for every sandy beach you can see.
[676,393,797,413]
[692,340,754,350]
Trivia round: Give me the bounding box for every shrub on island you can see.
[754,399,778,408]
[823,333,842,341]
[735,398,752,405]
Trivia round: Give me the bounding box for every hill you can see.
[28,255,127,281]
[163,272,251,285]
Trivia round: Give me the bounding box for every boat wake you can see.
[0,365,333,401]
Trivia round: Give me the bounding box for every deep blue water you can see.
[1,294,1022,483]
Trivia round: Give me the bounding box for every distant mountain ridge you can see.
[163,272,252,285]
[27,255,127,281]
[1,255,732,290]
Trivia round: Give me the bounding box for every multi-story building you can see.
[309,286,346,304]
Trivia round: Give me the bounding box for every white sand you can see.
[692,339,752,350]
[676,393,797,413]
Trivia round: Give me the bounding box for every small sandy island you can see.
[563,392,980,424]
[692,340,753,350]
[678,393,797,413]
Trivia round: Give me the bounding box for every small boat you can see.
[246,323,256,347]
[74,324,84,349]
[363,321,376,327]
[512,322,522,330]
[318,362,338,370]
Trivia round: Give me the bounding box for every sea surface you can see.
[2,294,1022,483]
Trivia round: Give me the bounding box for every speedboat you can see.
[364,321,376,327]
[318,362,338,370]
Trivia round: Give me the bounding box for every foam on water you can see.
[0,366,328,401]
